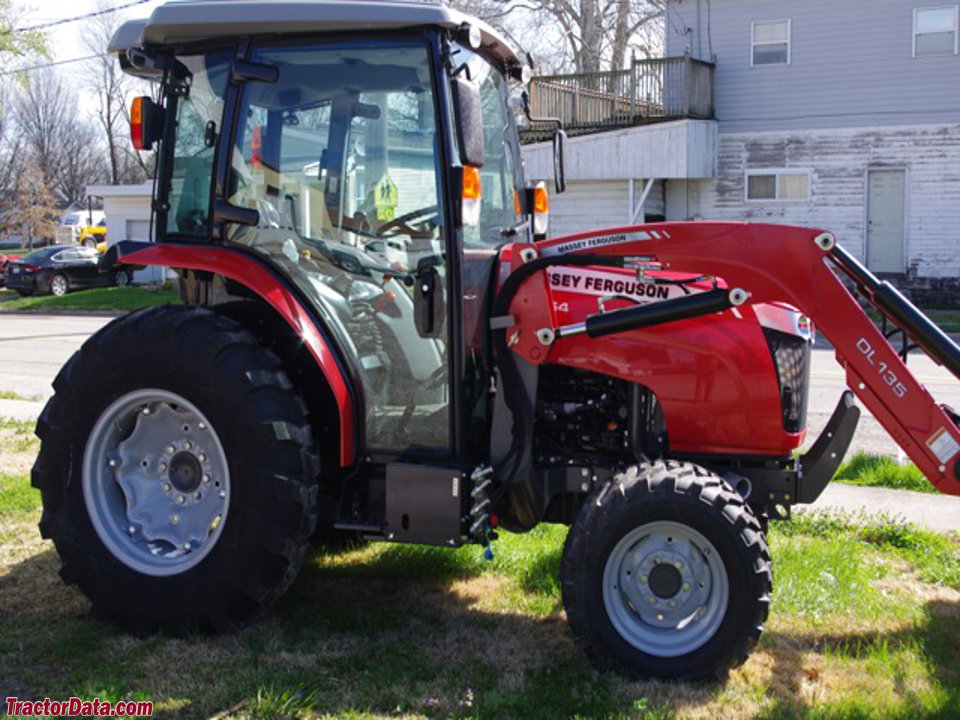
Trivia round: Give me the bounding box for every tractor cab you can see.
[113,0,540,463]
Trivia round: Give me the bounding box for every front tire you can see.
[561,461,771,681]
[50,274,68,296]
[33,305,320,633]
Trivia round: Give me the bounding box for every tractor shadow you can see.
[2,541,960,719]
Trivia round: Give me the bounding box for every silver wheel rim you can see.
[51,276,67,295]
[115,272,129,287]
[82,389,231,577]
[602,520,729,657]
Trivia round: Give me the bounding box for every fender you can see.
[104,241,357,467]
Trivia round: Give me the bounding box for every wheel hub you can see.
[168,451,202,493]
[648,562,682,599]
[82,389,230,576]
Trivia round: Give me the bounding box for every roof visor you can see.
[108,0,520,66]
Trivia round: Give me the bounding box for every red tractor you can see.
[33,0,960,681]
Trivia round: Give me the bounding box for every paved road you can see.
[0,315,113,420]
[0,314,957,457]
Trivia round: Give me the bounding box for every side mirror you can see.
[553,130,567,194]
[451,75,485,168]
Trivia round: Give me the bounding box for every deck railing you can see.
[527,56,715,136]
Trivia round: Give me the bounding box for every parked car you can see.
[0,253,7,288]
[3,245,133,297]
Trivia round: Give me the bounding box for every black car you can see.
[4,245,133,297]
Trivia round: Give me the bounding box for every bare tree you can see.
[449,0,665,74]
[83,0,153,184]
[13,69,108,203]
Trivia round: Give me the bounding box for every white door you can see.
[866,169,906,273]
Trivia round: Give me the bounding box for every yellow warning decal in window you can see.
[374,173,398,222]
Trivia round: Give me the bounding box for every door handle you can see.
[413,265,444,339]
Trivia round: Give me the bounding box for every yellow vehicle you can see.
[77,220,108,253]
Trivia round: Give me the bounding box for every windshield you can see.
[452,43,524,248]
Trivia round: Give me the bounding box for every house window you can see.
[751,20,790,65]
[914,6,959,55]
[746,171,811,201]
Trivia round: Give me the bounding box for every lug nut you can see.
[657,613,664,621]
[194,492,202,500]
[128,526,136,535]
[166,445,175,454]
[219,490,226,499]
[142,406,151,415]
[162,482,171,492]
[158,462,167,472]
[640,576,648,583]
[198,453,206,463]
[675,562,682,569]
[648,597,656,605]
[177,495,186,504]
[183,543,191,551]
[171,514,180,524]
[202,474,210,483]
[108,458,119,468]
[184,441,192,450]
[683,583,691,591]
[198,422,206,431]
[669,601,677,608]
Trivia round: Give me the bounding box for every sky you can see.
[24,0,164,78]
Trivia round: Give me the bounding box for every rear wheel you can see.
[561,461,771,680]
[113,270,130,287]
[50,274,68,296]
[33,305,320,633]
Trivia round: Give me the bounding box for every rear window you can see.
[19,247,60,263]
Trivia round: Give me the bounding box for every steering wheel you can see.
[376,205,439,237]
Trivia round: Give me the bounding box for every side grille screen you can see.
[763,329,811,434]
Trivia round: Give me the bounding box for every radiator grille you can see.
[763,329,811,434]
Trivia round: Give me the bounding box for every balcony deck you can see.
[522,57,716,143]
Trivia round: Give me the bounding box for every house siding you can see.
[682,124,960,295]
[666,0,960,132]
[547,181,665,239]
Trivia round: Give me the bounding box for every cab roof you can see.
[109,0,520,66]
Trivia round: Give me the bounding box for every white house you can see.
[523,0,960,304]
[85,182,165,284]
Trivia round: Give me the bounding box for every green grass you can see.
[0,286,179,312]
[2,453,960,720]
[833,451,935,494]
[866,307,960,335]
[0,389,41,402]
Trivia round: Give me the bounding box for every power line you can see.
[0,52,108,76]
[8,0,153,34]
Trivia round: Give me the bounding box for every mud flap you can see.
[796,391,861,504]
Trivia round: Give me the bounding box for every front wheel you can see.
[50,274,68,296]
[561,461,771,681]
[33,306,320,633]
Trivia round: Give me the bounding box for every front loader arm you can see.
[503,221,960,496]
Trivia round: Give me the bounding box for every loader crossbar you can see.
[502,221,960,495]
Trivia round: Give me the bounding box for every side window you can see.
[914,6,959,56]
[165,54,231,238]
[751,20,790,66]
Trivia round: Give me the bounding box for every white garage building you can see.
[85,183,165,284]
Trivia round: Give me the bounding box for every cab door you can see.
[220,41,451,457]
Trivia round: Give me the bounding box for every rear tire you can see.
[113,270,130,287]
[33,305,320,633]
[561,461,771,681]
